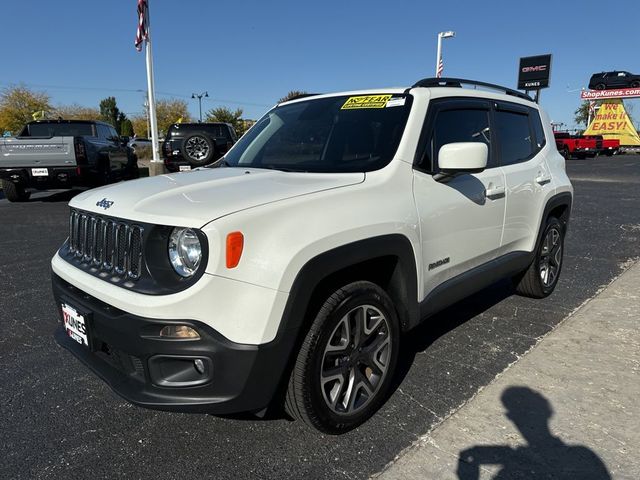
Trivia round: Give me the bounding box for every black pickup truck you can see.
[0,119,139,202]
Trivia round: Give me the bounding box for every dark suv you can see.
[162,122,237,172]
[588,71,640,90]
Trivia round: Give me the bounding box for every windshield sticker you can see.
[341,95,393,110]
[386,97,406,108]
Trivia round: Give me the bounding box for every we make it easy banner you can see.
[583,99,640,146]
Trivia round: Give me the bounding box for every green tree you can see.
[99,96,122,131]
[574,101,593,129]
[0,85,51,134]
[205,106,246,135]
[120,118,134,137]
[278,90,309,103]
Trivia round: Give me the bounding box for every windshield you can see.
[223,94,412,172]
[23,123,95,137]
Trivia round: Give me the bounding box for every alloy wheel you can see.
[539,227,562,287]
[320,305,392,415]
[185,136,210,161]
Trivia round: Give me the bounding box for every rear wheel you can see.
[595,83,606,90]
[1,180,30,202]
[631,81,640,88]
[514,217,564,298]
[285,281,400,434]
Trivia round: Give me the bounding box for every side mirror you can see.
[435,142,487,181]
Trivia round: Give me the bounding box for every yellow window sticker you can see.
[341,95,393,110]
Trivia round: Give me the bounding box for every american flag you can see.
[135,0,148,52]
[436,57,444,78]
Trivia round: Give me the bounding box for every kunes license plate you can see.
[61,303,89,347]
[31,168,48,177]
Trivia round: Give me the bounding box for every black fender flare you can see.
[534,191,573,254]
[252,234,419,408]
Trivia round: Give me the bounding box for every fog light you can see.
[194,358,205,374]
[159,325,200,339]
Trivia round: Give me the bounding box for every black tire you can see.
[561,146,570,160]
[595,83,606,90]
[631,81,640,88]
[514,217,564,299]
[1,180,30,202]
[181,133,215,167]
[285,281,400,434]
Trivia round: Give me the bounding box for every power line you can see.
[0,81,271,108]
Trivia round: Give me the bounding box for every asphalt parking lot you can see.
[1,155,639,480]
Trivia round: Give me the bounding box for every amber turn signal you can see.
[226,231,244,268]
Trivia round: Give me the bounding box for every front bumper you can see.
[52,273,293,414]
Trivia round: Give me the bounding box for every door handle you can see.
[485,185,505,199]
[535,174,552,185]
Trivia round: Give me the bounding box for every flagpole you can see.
[144,0,162,171]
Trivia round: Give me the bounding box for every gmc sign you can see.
[518,54,552,90]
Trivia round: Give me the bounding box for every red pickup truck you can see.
[554,132,597,159]
[584,135,620,156]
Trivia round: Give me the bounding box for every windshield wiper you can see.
[258,165,306,173]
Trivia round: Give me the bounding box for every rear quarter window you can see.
[530,108,546,150]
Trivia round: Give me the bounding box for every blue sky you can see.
[2,0,639,128]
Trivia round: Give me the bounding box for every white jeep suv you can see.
[52,78,573,434]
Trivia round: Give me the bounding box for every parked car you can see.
[0,119,138,202]
[162,122,237,172]
[127,137,153,151]
[52,78,572,434]
[588,71,640,90]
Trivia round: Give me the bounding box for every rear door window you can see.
[494,110,533,166]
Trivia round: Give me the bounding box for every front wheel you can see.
[514,217,565,298]
[285,281,400,434]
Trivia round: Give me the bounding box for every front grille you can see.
[68,209,144,280]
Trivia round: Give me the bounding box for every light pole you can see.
[191,91,208,122]
[435,31,455,78]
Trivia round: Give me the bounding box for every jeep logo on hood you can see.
[96,198,114,210]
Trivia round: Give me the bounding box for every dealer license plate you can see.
[61,303,89,347]
[179,165,192,172]
[31,168,48,177]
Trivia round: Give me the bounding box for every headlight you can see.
[168,228,202,277]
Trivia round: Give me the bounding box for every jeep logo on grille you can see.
[96,198,114,210]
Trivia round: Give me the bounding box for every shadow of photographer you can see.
[457,386,611,480]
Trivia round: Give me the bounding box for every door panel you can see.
[413,98,506,299]
[414,169,506,297]
[495,106,553,254]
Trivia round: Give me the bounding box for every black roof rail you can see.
[411,77,533,101]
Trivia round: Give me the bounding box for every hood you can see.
[69,167,365,227]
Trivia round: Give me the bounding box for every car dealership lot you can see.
[1,156,639,479]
